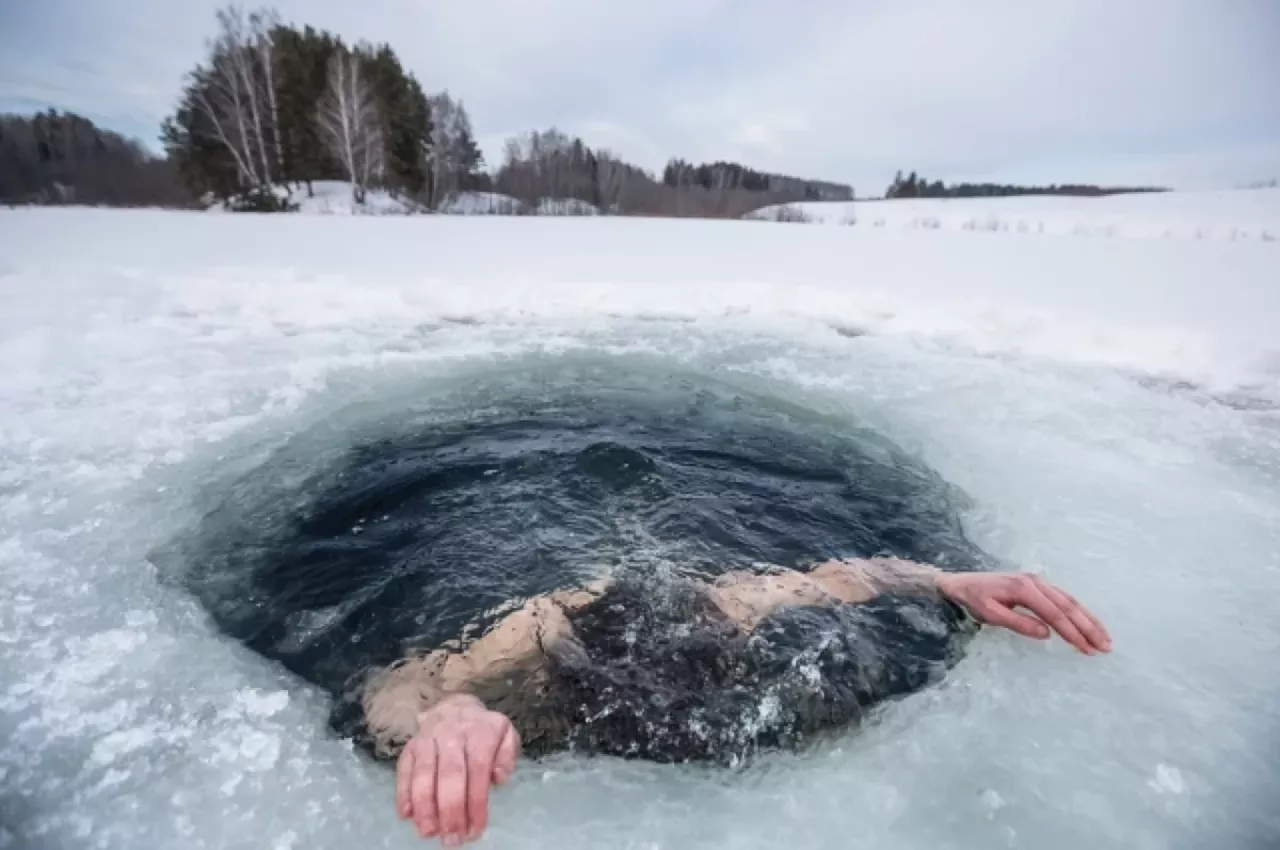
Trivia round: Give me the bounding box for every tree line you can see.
[158,4,857,216]
[152,5,859,215]
[662,159,852,201]
[0,110,192,207]
[9,4,1184,216]
[884,170,1166,200]
[8,5,857,216]
[489,129,845,217]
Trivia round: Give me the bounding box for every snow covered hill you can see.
[750,188,1280,243]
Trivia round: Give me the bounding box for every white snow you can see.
[438,191,528,215]
[1,194,1278,849]
[438,192,598,216]
[241,186,597,217]
[207,180,426,215]
[751,187,1280,243]
[537,197,600,216]
[287,181,423,215]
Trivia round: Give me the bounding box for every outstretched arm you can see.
[394,693,518,845]
[936,570,1111,655]
[809,556,945,601]
[707,558,955,632]
[366,582,606,844]
[364,652,521,844]
[811,557,1112,655]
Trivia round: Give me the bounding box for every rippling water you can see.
[158,356,987,743]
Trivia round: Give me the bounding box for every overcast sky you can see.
[2,0,1277,193]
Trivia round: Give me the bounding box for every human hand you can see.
[937,571,1112,655]
[396,693,520,844]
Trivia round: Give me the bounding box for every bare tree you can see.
[495,127,603,210]
[223,8,270,185]
[595,149,627,213]
[249,8,283,178]
[316,49,385,204]
[422,92,485,207]
[194,54,261,189]
[189,5,281,193]
[426,92,457,208]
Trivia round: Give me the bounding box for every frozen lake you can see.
[1,199,1278,849]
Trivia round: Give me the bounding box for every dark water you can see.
[159,360,986,737]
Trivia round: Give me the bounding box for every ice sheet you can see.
[1,203,1278,849]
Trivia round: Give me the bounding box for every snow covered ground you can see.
[537,197,599,216]
[289,181,424,216]
[751,188,1280,243]
[439,192,600,216]
[1,197,1278,849]
[226,184,598,217]
[438,191,528,216]
[206,181,427,215]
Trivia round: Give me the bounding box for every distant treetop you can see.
[883,170,1166,200]
[663,159,853,201]
[0,109,191,206]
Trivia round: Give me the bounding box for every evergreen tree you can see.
[164,7,432,204]
[364,44,430,194]
[161,84,241,199]
[4,109,189,206]
[662,158,850,200]
[423,92,486,205]
[883,169,1165,200]
[273,24,343,193]
[450,101,484,190]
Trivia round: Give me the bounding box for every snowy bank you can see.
[440,193,600,216]
[207,180,425,215]
[749,188,1280,243]
[207,185,602,218]
[438,191,529,215]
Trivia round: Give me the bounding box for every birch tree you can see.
[426,92,483,206]
[249,7,283,178]
[187,5,281,193]
[425,92,457,208]
[316,49,385,204]
[164,13,429,204]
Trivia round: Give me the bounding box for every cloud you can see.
[1,0,1277,190]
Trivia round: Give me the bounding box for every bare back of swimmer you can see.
[363,558,1111,845]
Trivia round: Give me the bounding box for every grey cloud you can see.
[1,0,1276,189]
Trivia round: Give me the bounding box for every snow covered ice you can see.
[1,194,1279,849]
[751,188,1280,243]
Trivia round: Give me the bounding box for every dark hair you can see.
[512,579,977,765]
[338,577,976,764]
